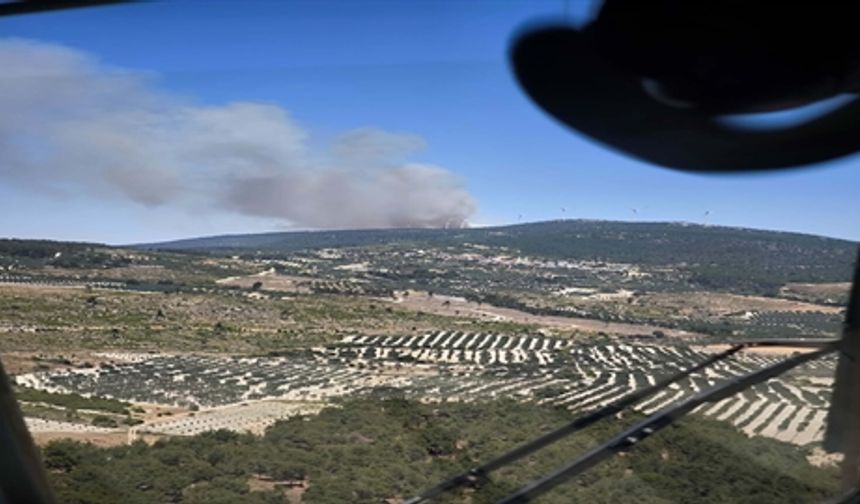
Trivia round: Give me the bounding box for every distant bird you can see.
[518,213,523,221]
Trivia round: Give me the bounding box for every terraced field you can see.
[736,310,843,338]
[16,332,835,445]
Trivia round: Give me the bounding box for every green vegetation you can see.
[14,386,129,415]
[0,238,260,288]
[91,415,119,428]
[18,403,88,425]
[0,239,127,269]
[2,220,852,353]
[43,399,837,504]
[4,224,847,503]
[0,285,540,354]
[145,220,857,294]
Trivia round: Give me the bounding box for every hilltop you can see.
[138,220,857,293]
[140,219,857,259]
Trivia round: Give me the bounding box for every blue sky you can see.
[1,0,858,244]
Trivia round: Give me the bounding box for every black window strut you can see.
[496,341,838,504]
[413,249,860,504]
[406,339,838,504]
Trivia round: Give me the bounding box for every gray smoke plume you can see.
[0,38,476,229]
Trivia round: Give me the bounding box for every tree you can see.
[92,415,118,428]
[43,440,87,471]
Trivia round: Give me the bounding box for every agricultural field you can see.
[0,283,540,354]
[15,331,836,449]
[148,222,852,341]
[1,221,854,502]
[3,221,853,347]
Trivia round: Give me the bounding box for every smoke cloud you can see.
[0,38,476,229]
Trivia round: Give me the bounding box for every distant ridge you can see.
[131,220,853,283]
[135,219,856,255]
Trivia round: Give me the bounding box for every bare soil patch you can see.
[642,292,841,317]
[389,291,703,338]
[30,430,130,447]
[134,402,191,422]
[0,283,84,294]
[217,271,312,293]
[700,344,823,355]
[807,446,842,468]
[0,351,129,375]
[781,282,851,305]
[248,476,309,503]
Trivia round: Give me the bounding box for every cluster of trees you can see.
[43,399,838,503]
[0,239,132,269]
[0,239,100,260]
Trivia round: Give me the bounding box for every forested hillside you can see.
[140,220,858,293]
[0,239,131,269]
[43,399,838,504]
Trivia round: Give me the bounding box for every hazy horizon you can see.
[2,217,858,248]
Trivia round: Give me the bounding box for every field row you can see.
[16,332,835,443]
[0,275,125,289]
